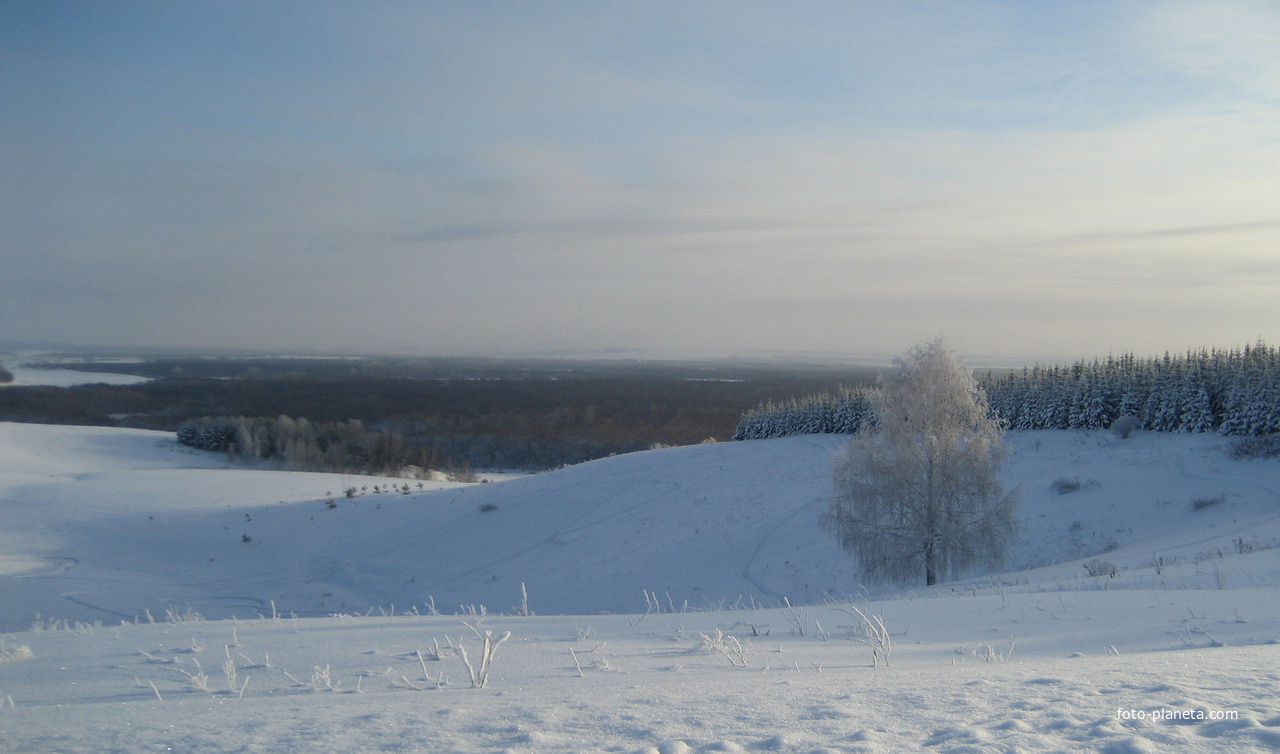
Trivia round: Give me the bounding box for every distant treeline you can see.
[0,356,881,470]
[177,415,445,476]
[734,344,1280,440]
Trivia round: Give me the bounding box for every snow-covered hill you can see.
[1,422,1278,752]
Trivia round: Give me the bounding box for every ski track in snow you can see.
[739,493,822,602]
[1,423,1279,752]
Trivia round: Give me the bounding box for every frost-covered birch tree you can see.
[823,338,1017,586]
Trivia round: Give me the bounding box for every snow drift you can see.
[1,422,1279,752]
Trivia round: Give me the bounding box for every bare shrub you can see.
[837,604,892,667]
[1052,477,1083,495]
[449,464,480,483]
[457,623,510,688]
[1191,495,1225,511]
[696,629,750,667]
[1110,415,1141,438]
[1084,559,1117,578]
[1227,435,1280,459]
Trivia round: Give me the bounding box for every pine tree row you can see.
[732,388,872,440]
[983,343,1280,434]
[732,343,1280,440]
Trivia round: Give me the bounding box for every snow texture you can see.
[1,422,1279,752]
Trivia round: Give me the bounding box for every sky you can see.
[3,1,1280,364]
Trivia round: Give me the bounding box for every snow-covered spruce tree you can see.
[822,338,1017,587]
[732,389,870,440]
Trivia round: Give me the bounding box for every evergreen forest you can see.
[733,343,1280,440]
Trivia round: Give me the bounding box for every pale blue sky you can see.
[4,1,1279,362]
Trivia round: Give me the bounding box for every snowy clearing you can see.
[1,422,1278,752]
[0,355,151,387]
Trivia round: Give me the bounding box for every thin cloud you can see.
[2,1,1279,360]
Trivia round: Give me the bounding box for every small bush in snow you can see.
[457,624,510,688]
[1227,435,1280,459]
[1052,477,1083,495]
[1084,559,1117,578]
[782,598,810,637]
[836,604,892,667]
[972,636,1016,662]
[1191,495,1225,511]
[696,629,750,667]
[1143,554,1180,574]
[1110,415,1141,438]
[169,658,211,693]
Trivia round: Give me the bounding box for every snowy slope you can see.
[4,424,1279,629]
[0,425,866,628]
[1,422,1279,752]
[0,423,476,631]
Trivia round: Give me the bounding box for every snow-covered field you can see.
[1,422,1279,752]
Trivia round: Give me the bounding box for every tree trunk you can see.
[925,452,940,586]
[925,541,939,586]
